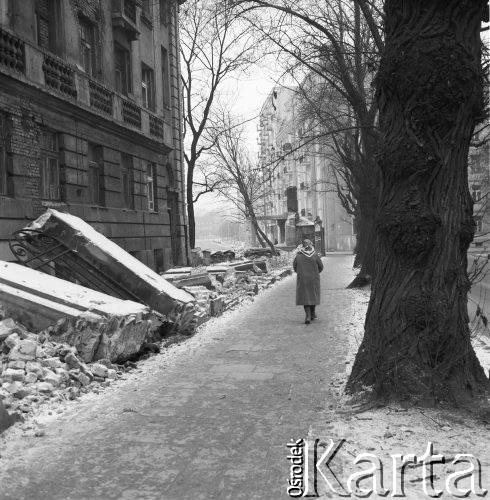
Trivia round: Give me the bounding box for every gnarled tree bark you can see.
[348,0,490,400]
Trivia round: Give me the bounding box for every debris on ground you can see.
[0,314,133,430]
[0,252,294,433]
[0,261,158,363]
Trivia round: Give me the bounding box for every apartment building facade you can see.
[0,0,187,272]
[469,127,490,249]
[257,86,355,252]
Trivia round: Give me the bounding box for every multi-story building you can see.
[257,86,355,252]
[0,0,187,273]
[469,127,490,249]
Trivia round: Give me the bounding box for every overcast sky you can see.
[193,60,283,214]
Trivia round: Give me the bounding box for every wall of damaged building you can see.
[0,0,188,272]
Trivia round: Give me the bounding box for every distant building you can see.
[469,127,490,249]
[0,0,187,273]
[257,86,355,252]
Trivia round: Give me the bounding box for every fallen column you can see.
[11,209,194,315]
[0,261,157,363]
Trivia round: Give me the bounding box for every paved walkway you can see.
[0,255,357,500]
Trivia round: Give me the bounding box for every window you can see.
[115,43,132,95]
[141,66,155,111]
[79,17,97,77]
[166,163,174,188]
[469,153,483,174]
[0,114,7,196]
[475,216,483,233]
[161,47,170,107]
[88,144,104,205]
[159,0,170,24]
[40,130,60,200]
[472,185,482,202]
[141,0,152,25]
[146,163,157,211]
[35,0,60,53]
[121,153,134,209]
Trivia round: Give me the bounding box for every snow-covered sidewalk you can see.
[0,254,488,500]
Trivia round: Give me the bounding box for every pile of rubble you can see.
[0,209,296,432]
[0,315,128,428]
[164,259,293,328]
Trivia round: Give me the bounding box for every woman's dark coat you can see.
[293,249,324,305]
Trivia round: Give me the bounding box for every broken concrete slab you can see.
[0,261,157,363]
[17,209,194,315]
[161,273,191,282]
[206,265,229,274]
[163,267,193,275]
[0,318,25,342]
[171,273,213,290]
[228,260,269,273]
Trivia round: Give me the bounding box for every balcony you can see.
[149,114,163,140]
[112,0,140,40]
[0,29,24,73]
[89,80,113,116]
[122,98,141,128]
[0,26,166,145]
[42,55,77,99]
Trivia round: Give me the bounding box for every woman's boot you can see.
[304,305,311,324]
[311,305,317,320]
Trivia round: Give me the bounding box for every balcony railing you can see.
[0,28,24,73]
[42,55,77,99]
[149,114,163,140]
[89,80,113,116]
[0,29,169,144]
[122,98,141,128]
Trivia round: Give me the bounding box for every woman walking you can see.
[293,239,324,324]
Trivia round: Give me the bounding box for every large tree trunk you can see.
[348,0,489,401]
[186,165,196,249]
[349,185,378,288]
[349,212,376,288]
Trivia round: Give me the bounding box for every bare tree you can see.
[206,113,278,253]
[232,0,383,286]
[180,0,259,248]
[347,0,490,401]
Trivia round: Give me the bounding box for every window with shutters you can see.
[40,130,60,200]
